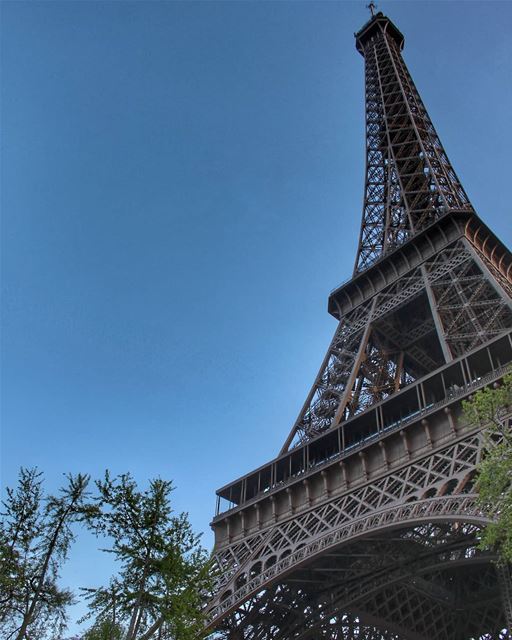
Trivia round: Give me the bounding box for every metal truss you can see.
[212,613,404,640]
[466,221,512,300]
[210,525,509,639]
[282,240,512,449]
[277,10,511,450]
[354,564,508,640]
[209,431,484,622]
[354,13,471,274]
[209,496,485,624]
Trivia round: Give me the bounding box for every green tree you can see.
[81,472,213,640]
[0,468,91,640]
[463,370,512,562]
[82,619,124,640]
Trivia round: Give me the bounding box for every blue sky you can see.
[1,0,511,634]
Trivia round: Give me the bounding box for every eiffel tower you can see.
[207,10,512,640]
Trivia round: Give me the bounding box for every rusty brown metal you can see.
[208,11,512,640]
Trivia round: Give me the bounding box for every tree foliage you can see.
[463,370,512,562]
[0,468,91,640]
[82,619,125,640]
[81,472,213,640]
[1,468,211,640]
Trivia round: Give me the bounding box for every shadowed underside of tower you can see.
[207,12,512,640]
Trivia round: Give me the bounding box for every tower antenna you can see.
[367,1,377,17]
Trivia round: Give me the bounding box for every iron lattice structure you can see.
[208,12,512,640]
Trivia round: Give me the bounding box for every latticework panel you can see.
[429,242,512,357]
[284,240,512,448]
[210,523,509,639]
[209,432,484,623]
[357,567,509,640]
[355,15,471,274]
[287,300,374,445]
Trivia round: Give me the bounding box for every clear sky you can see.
[1,0,511,634]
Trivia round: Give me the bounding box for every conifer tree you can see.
[81,472,212,640]
[0,468,91,640]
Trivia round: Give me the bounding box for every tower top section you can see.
[349,9,471,275]
[355,12,404,55]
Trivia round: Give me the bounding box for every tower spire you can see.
[354,12,471,274]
